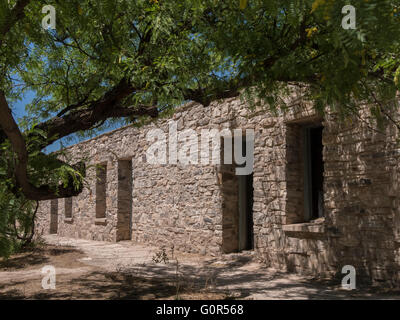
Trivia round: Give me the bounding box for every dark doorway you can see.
[304,126,324,220]
[238,171,254,251]
[221,134,254,253]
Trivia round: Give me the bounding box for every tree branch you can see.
[0,91,84,200]
[35,78,158,148]
[0,0,30,45]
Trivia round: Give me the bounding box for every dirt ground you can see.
[0,244,224,300]
[0,235,399,300]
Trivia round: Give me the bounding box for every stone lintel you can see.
[95,218,107,225]
[283,218,325,238]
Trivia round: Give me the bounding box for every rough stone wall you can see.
[35,94,400,286]
[321,106,400,286]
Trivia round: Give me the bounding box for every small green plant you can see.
[152,246,169,264]
[152,246,183,299]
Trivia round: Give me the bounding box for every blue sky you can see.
[12,91,35,121]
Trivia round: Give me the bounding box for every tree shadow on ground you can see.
[113,258,400,300]
[1,245,399,300]
[0,245,84,271]
[0,251,49,270]
[0,269,225,300]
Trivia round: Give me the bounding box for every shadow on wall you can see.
[281,109,400,287]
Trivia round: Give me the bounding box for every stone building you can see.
[35,91,400,287]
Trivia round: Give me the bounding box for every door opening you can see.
[221,134,254,253]
[238,171,254,251]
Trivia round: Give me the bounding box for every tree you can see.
[0,0,399,256]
